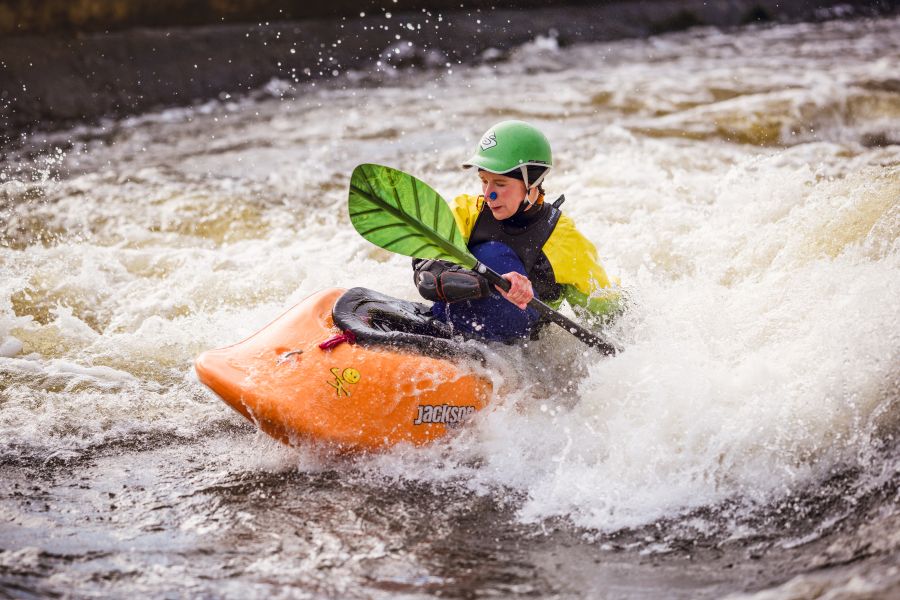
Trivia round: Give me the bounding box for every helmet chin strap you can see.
[520,165,549,207]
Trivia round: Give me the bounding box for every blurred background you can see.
[1,0,871,34]
[3,0,896,136]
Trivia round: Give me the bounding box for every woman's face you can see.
[479,171,529,220]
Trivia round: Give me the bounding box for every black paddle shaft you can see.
[473,262,618,356]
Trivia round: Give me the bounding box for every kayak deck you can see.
[195,288,492,450]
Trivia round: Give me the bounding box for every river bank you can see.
[2,0,897,138]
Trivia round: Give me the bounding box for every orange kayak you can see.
[194,288,492,451]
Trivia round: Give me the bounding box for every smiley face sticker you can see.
[327,367,361,397]
[341,368,360,384]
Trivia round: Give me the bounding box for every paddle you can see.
[347,163,618,355]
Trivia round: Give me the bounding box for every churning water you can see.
[1,15,899,599]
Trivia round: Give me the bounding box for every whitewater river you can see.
[2,15,899,598]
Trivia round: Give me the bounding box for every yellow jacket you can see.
[449,194,622,317]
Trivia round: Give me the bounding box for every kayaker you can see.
[412,120,621,342]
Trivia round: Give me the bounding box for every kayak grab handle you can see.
[319,330,357,350]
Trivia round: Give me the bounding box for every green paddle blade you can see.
[348,163,477,269]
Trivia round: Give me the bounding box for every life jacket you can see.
[448,192,616,307]
[467,196,565,303]
[468,196,564,272]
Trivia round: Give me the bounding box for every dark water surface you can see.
[2,435,898,597]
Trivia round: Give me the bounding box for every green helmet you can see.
[462,120,552,189]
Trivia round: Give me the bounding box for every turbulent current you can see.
[2,15,899,599]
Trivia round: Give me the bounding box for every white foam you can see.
[1,15,898,534]
[0,336,22,357]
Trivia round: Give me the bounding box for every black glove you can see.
[412,258,443,301]
[412,258,491,303]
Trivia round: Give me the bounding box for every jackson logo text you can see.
[413,404,476,427]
